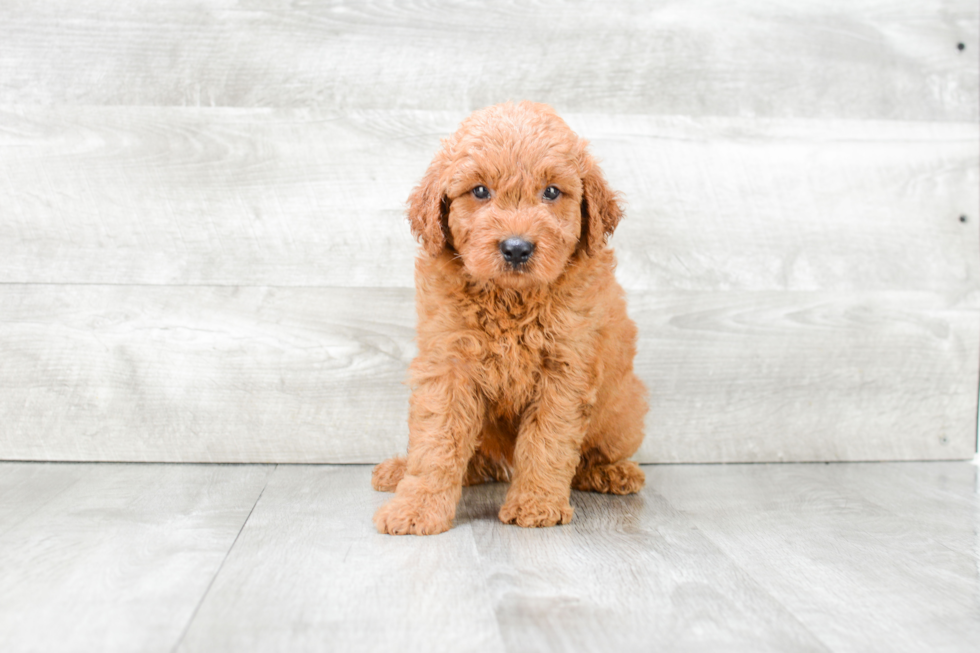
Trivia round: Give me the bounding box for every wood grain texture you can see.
[0,462,273,653]
[0,1,975,120]
[176,465,505,653]
[654,462,980,653]
[1,108,976,292]
[176,464,825,653]
[1,2,977,464]
[0,284,974,463]
[460,480,830,653]
[803,462,979,557]
[632,289,980,462]
[0,285,416,463]
[168,463,977,652]
[0,462,91,538]
[2,462,976,652]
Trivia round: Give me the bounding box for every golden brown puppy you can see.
[372,101,647,535]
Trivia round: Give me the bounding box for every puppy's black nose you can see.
[499,237,535,267]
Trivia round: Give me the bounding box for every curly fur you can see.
[373,101,647,535]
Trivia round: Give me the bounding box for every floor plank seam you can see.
[461,520,508,652]
[169,463,277,653]
[673,513,836,652]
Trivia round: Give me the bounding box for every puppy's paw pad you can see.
[498,499,573,528]
[371,457,407,492]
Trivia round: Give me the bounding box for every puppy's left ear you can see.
[579,153,623,256]
[407,150,452,257]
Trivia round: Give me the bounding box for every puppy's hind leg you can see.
[574,370,647,495]
[371,456,406,492]
[463,449,512,486]
[572,451,644,495]
[463,420,515,486]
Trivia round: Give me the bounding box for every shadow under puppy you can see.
[373,101,647,535]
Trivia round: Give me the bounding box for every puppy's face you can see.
[444,134,584,289]
[408,102,622,289]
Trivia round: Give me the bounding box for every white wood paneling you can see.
[0,285,416,463]
[0,463,273,653]
[0,285,974,463]
[0,1,977,463]
[1,108,976,291]
[0,1,975,120]
[634,289,979,462]
[0,107,422,287]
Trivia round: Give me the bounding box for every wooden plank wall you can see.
[1,0,977,463]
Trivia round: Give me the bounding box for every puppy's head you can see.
[408,102,622,289]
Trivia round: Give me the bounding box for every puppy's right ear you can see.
[407,151,451,257]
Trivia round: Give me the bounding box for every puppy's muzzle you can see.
[499,237,535,269]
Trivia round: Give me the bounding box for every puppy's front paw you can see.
[499,496,574,528]
[373,498,453,536]
[373,475,457,536]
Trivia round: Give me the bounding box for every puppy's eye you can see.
[472,185,491,200]
[543,185,561,201]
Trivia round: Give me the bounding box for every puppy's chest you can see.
[467,307,554,415]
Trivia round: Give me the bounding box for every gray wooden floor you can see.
[1,462,977,652]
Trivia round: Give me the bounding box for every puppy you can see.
[372,101,647,535]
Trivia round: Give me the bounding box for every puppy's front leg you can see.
[374,367,482,535]
[499,372,588,528]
